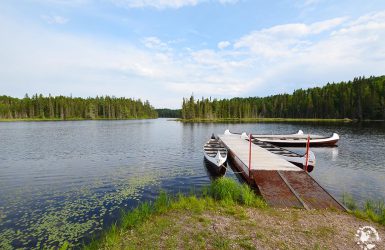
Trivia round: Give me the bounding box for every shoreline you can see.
[2,117,384,123]
[83,178,385,250]
[177,118,355,123]
[0,117,158,122]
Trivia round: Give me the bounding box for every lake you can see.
[0,119,384,248]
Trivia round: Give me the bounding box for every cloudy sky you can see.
[1,0,385,108]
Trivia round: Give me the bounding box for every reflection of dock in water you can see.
[218,133,346,211]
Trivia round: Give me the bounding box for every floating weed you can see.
[59,241,69,250]
[0,167,195,249]
[0,209,5,222]
[0,229,14,250]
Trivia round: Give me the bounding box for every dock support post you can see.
[248,133,252,177]
[305,135,310,172]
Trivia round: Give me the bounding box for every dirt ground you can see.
[120,205,385,250]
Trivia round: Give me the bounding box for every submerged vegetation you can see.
[0,167,195,249]
[0,94,157,120]
[343,194,385,226]
[181,75,385,121]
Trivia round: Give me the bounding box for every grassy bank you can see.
[343,194,385,226]
[81,178,384,250]
[178,118,353,123]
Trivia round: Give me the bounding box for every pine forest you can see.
[181,76,385,121]
[0,95,158,120]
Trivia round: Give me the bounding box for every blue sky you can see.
[1,0,385,108]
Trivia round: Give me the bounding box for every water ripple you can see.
[0,119,384,248]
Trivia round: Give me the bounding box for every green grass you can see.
[204,177,266,208]
[81,184,384,250]
[342,193,385,225]
[178,117,353,123]
[83,177,266,250]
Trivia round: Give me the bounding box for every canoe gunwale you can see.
[203,137,228,169]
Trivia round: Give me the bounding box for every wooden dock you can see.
[218,133,346,211]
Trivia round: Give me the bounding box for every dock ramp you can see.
[218,133,346,211]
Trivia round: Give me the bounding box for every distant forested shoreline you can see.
[0,95,158,120]
[1,76,384,121]
[181,76,385,121]
[155,108,181,118]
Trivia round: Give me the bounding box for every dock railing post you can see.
[248,133,252,177]
[305,134,310,172]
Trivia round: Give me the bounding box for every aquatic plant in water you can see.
[343,193,385,226]
[0,166,195,249]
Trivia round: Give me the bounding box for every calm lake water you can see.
[0,119,384,248]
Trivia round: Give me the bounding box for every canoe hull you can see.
[231,131,317,171]
[226,130,339,147]
[203,157,227,176]
[256,134,339,147]
[204,151,227,168]
[203,137,228,174]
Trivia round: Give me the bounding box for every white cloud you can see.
[0,14,186,106]
[109,0,238,9]
[233,11,385,93]
[218,0,238,4]
[217,41,230,49]
[34,0,89,6]
[234,17,347,59]
[142,36,170,51]
[301,0,321,7]
[41,15,69,24]
[1,9,385,108]
[110,0,199,9]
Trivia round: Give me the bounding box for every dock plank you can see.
[218,134,301,171]
[280,171,346,210]
[251,170,304,208]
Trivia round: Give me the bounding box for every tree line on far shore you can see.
[155,109,181,118]
[0,95,158,120]
[181,76,385,120]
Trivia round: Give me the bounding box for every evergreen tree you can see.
[0,95,158,120]
[180,75,385,120]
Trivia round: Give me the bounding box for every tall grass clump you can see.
[342,193,357,210]
[121,202,153,229]
[363,200,385,225]
[84,177,266,249]
[206,177,266,208]
[343,193,385,226]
